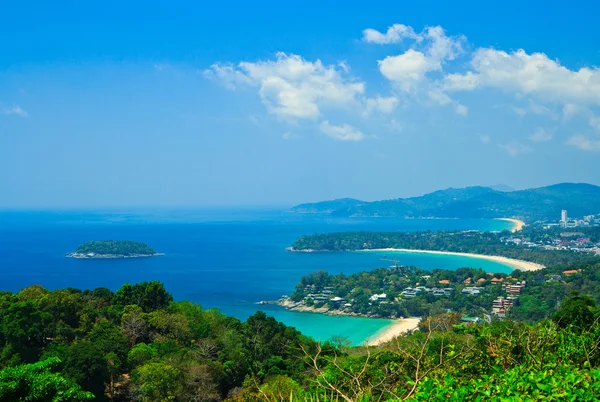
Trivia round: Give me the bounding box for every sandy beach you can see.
[367,317,421,346]
[495,218,525,232]
[362,248,545,271]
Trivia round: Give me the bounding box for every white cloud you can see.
[424,26,464,63]
[1,105,28,117]
[427,88,452,105]
[205,53,365,119]
[364,95,398,115]
[376,26,465,93]
[362,24,420,44]
[500,141,531,157]
[319,120,365,141]
[480,135,491,144]
[371,25,466,116]
[203,63,253,90]
[567,134,600,151]
[528,127,552,143]
[378,49,435,91]
[446,48,600,107]
[443,71,480,91]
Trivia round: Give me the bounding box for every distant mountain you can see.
[290,183,600,222]
[290,198,364,213]
[488,184,516,192]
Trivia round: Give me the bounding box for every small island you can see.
[66,240,163,259]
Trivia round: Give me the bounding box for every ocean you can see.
[0,208,514,344]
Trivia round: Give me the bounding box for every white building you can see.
[561,210,568,228]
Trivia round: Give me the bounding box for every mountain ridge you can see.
[290,183,600,221]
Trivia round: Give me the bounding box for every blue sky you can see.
[1,0,600,207]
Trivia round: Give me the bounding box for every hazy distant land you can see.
[291,183,600,221]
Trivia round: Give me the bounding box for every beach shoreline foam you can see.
[360,248,544,271]
[367,317,421,346]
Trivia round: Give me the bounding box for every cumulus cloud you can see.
[368,24,466,115]
[528,127,553,143]
[445,49,600,107]
[376,26,465,93]
[205,52,365,120]
[1,105,28,117]
[378,49,434,91]
[364,95,398,115]
[443,71,479,91]
[319,120,365,141]
[567,135,600,151]
[362,24,421,44]
[206,24,600,146]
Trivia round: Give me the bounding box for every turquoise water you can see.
[0,209,514,344]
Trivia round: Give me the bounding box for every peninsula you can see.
[66,240,163,259]
[288,229,594,267]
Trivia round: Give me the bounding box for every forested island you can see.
[2,281,600,401]
[66,240,162,259]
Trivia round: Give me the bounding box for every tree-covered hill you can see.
[291,183,600,221]
[71,240,157,257]
[2,281,600,401]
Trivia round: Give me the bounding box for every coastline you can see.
[65,252,165,259]
[495,217,525,232]
[367,317,421,346]
[276,298,407,344]
[361,248,544,271]
[277,298,385,319]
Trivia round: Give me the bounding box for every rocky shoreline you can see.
[277,297,389,319]
[65,252,165,259]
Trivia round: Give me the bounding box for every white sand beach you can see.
[362,248,545,271]
[367,317,421,346]
[495,218,525,232]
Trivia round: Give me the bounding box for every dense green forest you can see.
[1,281,600,401]
[292,183,600,221]
[73,241,157,256]
[0,282,325,401]
[291,230,595,266]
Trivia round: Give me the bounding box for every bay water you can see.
[0,208,514,344]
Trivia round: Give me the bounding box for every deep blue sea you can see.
[0,208,514,344]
